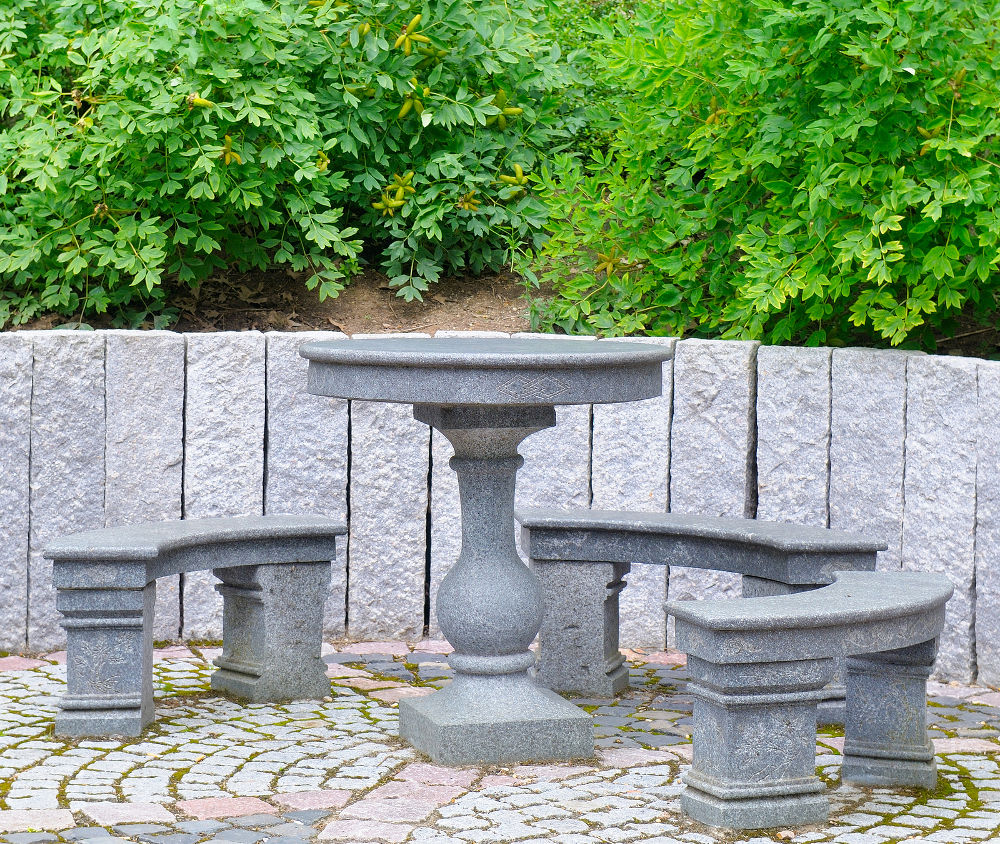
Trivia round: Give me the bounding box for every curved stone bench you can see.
[46,515,345,737]
[518,508,885,712]
[667,570,953,829]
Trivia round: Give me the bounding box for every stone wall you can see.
[1,330,997,685]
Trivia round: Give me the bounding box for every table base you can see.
[399,674,593,765]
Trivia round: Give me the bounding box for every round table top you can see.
[300,336,673,406]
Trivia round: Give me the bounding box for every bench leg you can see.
[842,639,937,788]
[56,584,155,737]
[681,655,832,829]
[211,561,331,702]
[533,560,631,697]
[742,576,846,725]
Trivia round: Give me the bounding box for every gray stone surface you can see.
[976,361,1000,688]
[667,339,758,620]
[428,331,510,635]
[755,345,831,528]
[211,562,331,702]
[591,337,676,649]
[901,354,978,683]
[668,570,952,829]
[104,331,185,642]
[523,508,881,696]
[829,348,914,570]
[342,334,431,639]
[0,334,31,652]
[182,332,266,640]
[264,331,348,638]
[28,331,106,651]
[48,515,345,735]
[843,641,938,788]
[400,406,591,764]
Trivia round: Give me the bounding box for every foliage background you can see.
[0,0,572,327]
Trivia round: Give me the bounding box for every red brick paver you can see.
[176,797,275,819]
[396,762,479,788]
[338,641,410,656]
[273,790,352,810]
[0,657,45,671]
[80,802,176,825]
[369,686,435,704]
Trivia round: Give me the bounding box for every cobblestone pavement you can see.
[3,644,1000,844]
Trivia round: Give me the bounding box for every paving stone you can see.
[280,812,332,825]
[317,820,413,842]
[213,831,265,844]
[0,812,76,835]
[176,799,275,821]
[61,830,110,841]
[79,804,176,826]
[272,791,353,812]
[110,826,170,837]
[228,816,284,828]
[2,835,58,844]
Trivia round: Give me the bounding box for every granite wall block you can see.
[591,336,676,647]
[755,345,831,527]
[105,331,185,641]
[667,339,759,612]
[348,334,430,640]
[829,349,913,570]
[28,332,106,651]
[264,331,349,637]
[976,361,1000,687]
[0,334,31,652]
[182,332,266,639]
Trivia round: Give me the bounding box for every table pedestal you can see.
[399,405,593,764]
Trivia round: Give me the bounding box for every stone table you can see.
[300,336,673,764]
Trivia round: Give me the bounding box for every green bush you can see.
[0,0,572,327]
[528,0,1000,347]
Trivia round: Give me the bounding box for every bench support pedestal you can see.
[682,655,832,829]
[533,560,631,697]
[842,640,937,788]
[211,561,332,702]
[400,406,592,764]
[56,582,155,737]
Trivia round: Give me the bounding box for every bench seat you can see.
[518,508,886,710]
[46,515,345,737]
[668,570,953,829]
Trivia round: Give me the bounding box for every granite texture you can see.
[668,570,952,829]
[264,331,348,637]
[428,331,510,636]
[211,562,332,702]
[522,508,881,696]
[105,331,185,642]
[591,337,676,648]
[755,345,831,527]
[901,354,978,683]
[843,641,938,788]
[301,335,671,406]
[182,332,266,640]
[28,331,106,651]
[667,339,759,622]
[977,361,1000,687]
[344,333,432,639]
[0,334,31,652]
[829,348,914,570]
[49,515,345,736]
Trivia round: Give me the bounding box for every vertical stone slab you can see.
[900,355,978,682]
[976,361,1000,687]
[667,339,758,611]
[512,333,592,516]
[348,333,430,640]
[591,336,676,648]
[183,332,266,640]
[829,349,912,571]
[28,332,106,651]
[428,331,509,634]
[104,331,185,642]
[0,334,31,652]
[755,346,831,528]
[264,331,349,638]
